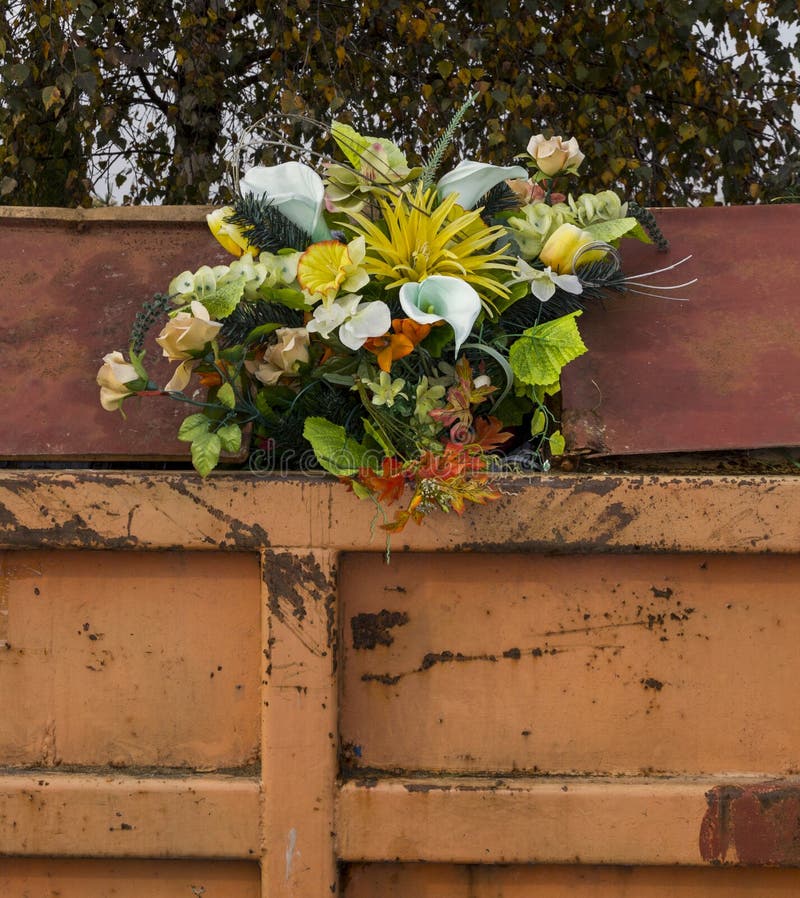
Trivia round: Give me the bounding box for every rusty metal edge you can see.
[0,206,216,223]
[335,774,799,867]
[0,471,798,553]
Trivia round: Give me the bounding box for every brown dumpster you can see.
[1,207,799,897]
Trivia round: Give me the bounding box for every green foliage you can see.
[302,417,373,476]
[2,1,798,206]
[509,312,588,386]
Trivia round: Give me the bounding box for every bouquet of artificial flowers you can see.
[98,100,684,532]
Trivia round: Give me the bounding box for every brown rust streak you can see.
[350,610,409,650]
[700,781,800,865]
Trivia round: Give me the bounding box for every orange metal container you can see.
[1,207,799,896]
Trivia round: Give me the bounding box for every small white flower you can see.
[511,258,583,302]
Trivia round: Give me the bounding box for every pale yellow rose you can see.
[155,300,223,361]
[252,327,310,385]
[97,351,139,411]
[539,223,606,274]
[527,134,585,177]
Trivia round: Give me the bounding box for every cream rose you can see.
[252,327,310,386]
[97,351,139,411]
[527,134,585,177]
[155,300,223,361]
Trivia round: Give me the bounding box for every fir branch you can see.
[129,292,174,353]
[228,193,311,253]
[478,182,520,222]
[628,201,670,251]
[421,92,480,191]
[219,301,304,347]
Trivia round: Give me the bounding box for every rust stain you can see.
[700,781,800,865]
[350,610,409,650]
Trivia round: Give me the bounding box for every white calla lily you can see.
[399,275,482,356]
[337,300,391,350]
[239,162,332,243]
[436,160,528,210]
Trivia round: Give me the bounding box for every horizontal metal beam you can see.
[1,471,798,553]
[336,775,800,867]
[0,773,260,858]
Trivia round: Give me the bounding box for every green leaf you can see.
[548,430,566,456]
[331,121,408,171]
[128,347,149,381]
[199,274,247,319]
[256,286,309,310]
[509,312,587,386]
[584,217,639,244]
[362,418,395,457]
[178,413,211,442]
[191,431,221,477]
[41,85,62,111]
[531,408,547,435]
[244,322,282,344]
[420,323,454,358]
[216,382,235,409]
[217,422,242,453]
[303,417,374,476]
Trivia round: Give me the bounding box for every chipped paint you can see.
[350,611,409,650]
[285,827,298,882]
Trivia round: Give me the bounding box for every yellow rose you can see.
[539,223,606,274]
[527,134,585,177]
[155,300,223,361]
[252,327,310,385]
[206,207,257,258]
[97,351,139,411]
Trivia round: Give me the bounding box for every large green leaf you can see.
[303,417,375,476]
[584,217,640,244]
[199,274,247,320]
[191,431,221,477]
[509,312,587,386]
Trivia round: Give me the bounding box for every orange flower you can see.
[363,333,414,372]
[363,318,431,372]
[392,317,431,345]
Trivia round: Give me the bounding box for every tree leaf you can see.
[509,312,587,386]
[217,422,242,453]
[303,417,375,476]
[178,413,211,442]
[548,429,566,456]
[216,382,235,409]
[199,274,247,320]
[191,431,221,477]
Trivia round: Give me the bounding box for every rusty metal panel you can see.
[0,207,230,459]
[561,205,800,455]
[340,551,800,775]
[0,859,259,898]
[0,550,261,768]
[344,863,800,896]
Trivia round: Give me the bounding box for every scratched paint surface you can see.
[0,550,261,768]
[344,862,800,896]
[561,204,800,455]
[340,552,800,775]
[0,859,259,897]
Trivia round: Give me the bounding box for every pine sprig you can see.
[629,201,669,251]
[219,300,304,347]
[228,193,311,253]
[478,182,520,222]
[129,292,174,353]
[421,92,480,190]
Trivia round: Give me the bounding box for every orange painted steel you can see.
[345,863,800,896]
[0,471,799,895]
[0,859,260,897]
